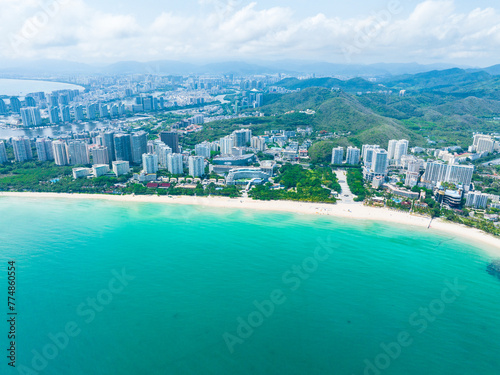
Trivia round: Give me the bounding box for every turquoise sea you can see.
[1,197,500,375]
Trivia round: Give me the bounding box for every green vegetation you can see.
[346,168,369,202]
[249,164,340,203]
[0,161,130,193]
[308,141,334,164]
[440,209,500,236]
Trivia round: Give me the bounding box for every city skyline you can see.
[2,0,500,67]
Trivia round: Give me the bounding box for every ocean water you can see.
[0,79,84,98]
[1,197,500,375]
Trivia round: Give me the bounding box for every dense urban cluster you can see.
[1,73,500,235]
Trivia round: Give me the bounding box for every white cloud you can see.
[1,0,500,65]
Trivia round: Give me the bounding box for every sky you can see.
[1,0,500,67]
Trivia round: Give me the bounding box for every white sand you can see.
[1,192,499,256]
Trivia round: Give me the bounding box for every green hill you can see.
[275,77,381,92]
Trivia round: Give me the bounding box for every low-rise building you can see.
[112,161,130,177]
[93,164,110,178]
[73,168,92,179]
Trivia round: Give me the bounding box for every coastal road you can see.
[335,169,356,204]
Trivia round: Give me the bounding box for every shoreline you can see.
[2,191,500,257]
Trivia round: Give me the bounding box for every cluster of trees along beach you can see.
[250,164,341,203]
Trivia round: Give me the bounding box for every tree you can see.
[308,141,334,164]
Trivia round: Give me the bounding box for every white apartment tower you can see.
[12,137,32,162]
[346,147,361,165]
[0,141,8,163]
[142,153,159,174]
[35,138,54,161]
[52,141,69,166]
[66,141,89,165]
[188,155,205,178]
[331,147,344,165]
[167,153,183,175]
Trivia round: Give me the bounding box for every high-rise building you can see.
[49,107,60,124]
[25,96,36,107]
[86,103,98,120]
[60,105,71,122]
[112,161,130,177]
[35,138,54,161]
[110,104,119,117]
[361,145,380,168]
[12,137,33,162]
[0,141,8,163]
[147,141,155,154]
[114,134,132,162]
[423,161,448,184]
[52,141,69,166]
[364,148,388,181]
[473,134,495,154]
[167,153,183,175]
[0,99,7,114]
[66,141,89,165]
[99,104,110,118]
[58,94,69,106]
[346,146,361,165]
[331,147,344,165]
[48,94,59,107]
[74,105,85,122]
[394,140,409,162]
[473,134,492,148]
[160,131,179,153]
[251,136,266,151]
[20,107,42,127]
[423,161,474,190]
[232,129,251,147]
[142,153,159,174]
[102,131,115,162]
[156,144,172,169]
[387,139,409,162]
[220,136,234,155]
[195,142,211,158]
[9,97,21,113]
[371,149,388,174]
[445,164,474,188]
[188,156,205,177]
[256,93,264,107]
[465,191,489,209]
[476,137,495,153]
[131,131,148,165]
[190,114,204,125]
[118,103,126,116]
[387,140,398,160]
[91,146,109,165]
[142,96,154,112]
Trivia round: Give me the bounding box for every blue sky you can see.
[1,0,500,66]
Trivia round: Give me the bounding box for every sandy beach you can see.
[1,191,499,256]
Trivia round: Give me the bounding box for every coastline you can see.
[2,191,500,256]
